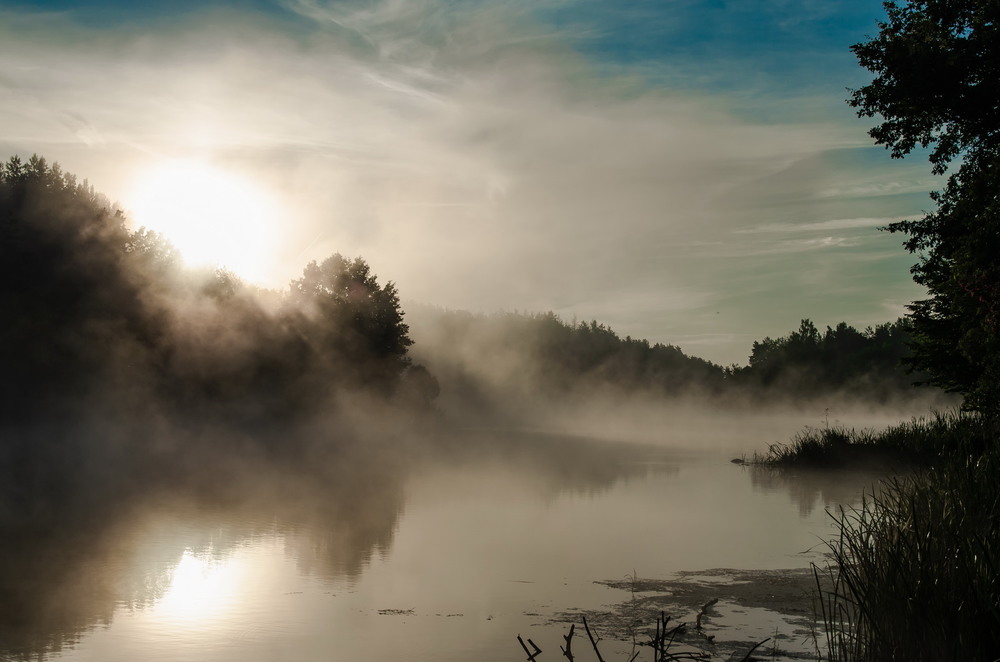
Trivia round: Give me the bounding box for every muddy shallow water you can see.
[549,567,827,661]
[0,426,887,662]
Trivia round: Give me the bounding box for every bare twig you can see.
[560,623,575,661]
[518,634,543,661]
[582,616,607,662]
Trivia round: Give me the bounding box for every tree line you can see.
[727,317,927,400]
[0,152,953,448]
[0,155,434,459]
[408,307,938,411]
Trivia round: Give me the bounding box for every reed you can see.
[814,446,1000,661]
[756,410,996,468]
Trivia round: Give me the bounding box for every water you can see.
[0,426,886,662]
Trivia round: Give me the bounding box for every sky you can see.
[0,0,940,366]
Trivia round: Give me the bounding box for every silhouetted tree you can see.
[288,254,413,395]
[734,318,926,399]
[850,0,1000,413]
[0,155,428,437]
[0,154,156,421]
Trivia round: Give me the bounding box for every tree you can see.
[288,254,413,393]
[850,0,1000,413]
[0,155,153,420]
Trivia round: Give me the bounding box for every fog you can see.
[404,304,954,452]
[0,155,957,662]
[0,0,938,366]
[0,2,976,658]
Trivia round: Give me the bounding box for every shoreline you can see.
[547,568,824,661]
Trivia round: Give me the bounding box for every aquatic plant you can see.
[755,410,995,468]
[814,447,1000,661]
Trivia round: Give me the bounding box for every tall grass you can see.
[815,444,1000,661]
[757,410,995,468]
[754,410,1000,659]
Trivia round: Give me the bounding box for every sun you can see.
[125,159,282,283]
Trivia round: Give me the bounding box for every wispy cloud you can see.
[736,217,905,234]
[0,0,929,365]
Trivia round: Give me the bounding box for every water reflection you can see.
[0,429,676,661]
[0,428,891,662]
[434,429,681,498]
[747,465,886,517]
[0,445,407,661]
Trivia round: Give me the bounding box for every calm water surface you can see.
[1,426,886,662]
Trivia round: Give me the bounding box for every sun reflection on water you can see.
[154,548,246,626]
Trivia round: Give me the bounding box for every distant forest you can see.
[408,308,937,422]
[1,155,940,450]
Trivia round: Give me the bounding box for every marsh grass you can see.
[755,410,995,468]
[814,444,1000,661]
[753,409,1000,659]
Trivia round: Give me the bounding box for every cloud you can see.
[0,0,930,365]
[736,217,904,234]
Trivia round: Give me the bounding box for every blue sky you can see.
[0,0,937,365]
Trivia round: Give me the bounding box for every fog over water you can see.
[0,0,960,650]
[0,156,951,660]
[1,421,904,662]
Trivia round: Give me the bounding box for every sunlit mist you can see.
[126,160,282,284]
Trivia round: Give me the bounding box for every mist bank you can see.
[406,305,953,437]
[1,155,952,467]
[0,154,960,660]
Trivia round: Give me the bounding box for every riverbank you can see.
[753,410,1000,661]
[750,410,993,469]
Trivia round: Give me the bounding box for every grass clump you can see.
[756,410,995,468]
[816,446,1000,661]
[753,409,1000,660]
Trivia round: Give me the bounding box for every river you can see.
[0,419,895,662]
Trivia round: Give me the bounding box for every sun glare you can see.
[126,159,282,284]
[156,548,245,625]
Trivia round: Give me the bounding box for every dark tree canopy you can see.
[850,0,1000,174]
[289,254,413,393]
[850,0,1000,413]
[732,318,923,398]
[0,154,153,420]
[0,155,424,432]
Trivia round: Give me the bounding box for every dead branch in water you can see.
[694,599,718,631]
[582,616,607,662]
[560,623,576,661]
[517,634,542,661]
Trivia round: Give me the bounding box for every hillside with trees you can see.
[407,307,942,425]
[727,317,930,401]
[0,155,434,497]
[1,153,945,449]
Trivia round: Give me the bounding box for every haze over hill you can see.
[0,0,936,367]
[1,155,949,457]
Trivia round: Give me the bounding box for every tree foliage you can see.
[0,155,422,432]
[414,310,725,400]
[0,154,152,420]
[289,254,412,393]
[850,0,1000,413]
[731,318,923,399]
[410,309,931,413]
